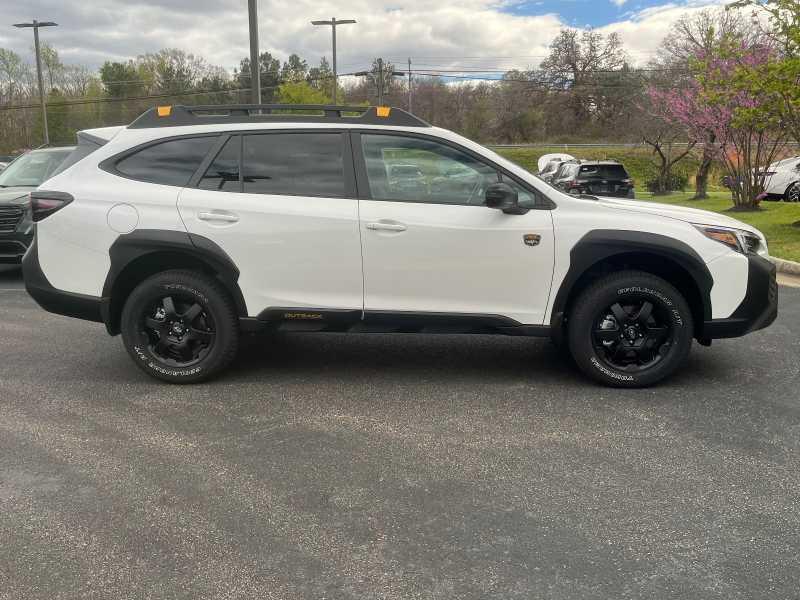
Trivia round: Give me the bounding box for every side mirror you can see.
[485,182,526,214]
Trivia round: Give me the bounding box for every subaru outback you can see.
[22,105,777,387]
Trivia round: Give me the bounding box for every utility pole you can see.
[248,0,261,104]
[377,57,384,106]
[354,58,404,106]
[13,20,57,145]
[407,57,412,113]
[311,17,356,104]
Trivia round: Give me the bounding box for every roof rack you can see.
[128,104,431,129]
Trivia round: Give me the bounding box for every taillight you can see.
[30,191,74,222]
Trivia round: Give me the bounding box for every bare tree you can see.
[655,8,753,198]
[540,29,628,129]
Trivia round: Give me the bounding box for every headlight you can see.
[693,225,750,253]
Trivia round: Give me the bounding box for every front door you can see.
[355,132,555,325]
[178,131,363,316]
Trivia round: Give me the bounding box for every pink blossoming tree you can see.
[649,37,787,210]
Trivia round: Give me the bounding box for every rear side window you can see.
[115,136,217,186]
[242,133,345,197]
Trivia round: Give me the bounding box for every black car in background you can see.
[551,160,635,198]
[0,147,74,264]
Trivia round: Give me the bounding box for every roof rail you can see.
[128,104,431,129]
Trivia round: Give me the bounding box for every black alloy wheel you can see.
[592,298,674,373]
[139,294,215,368]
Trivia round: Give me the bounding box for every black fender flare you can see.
[102,229,247,334]
[549,229,714,330]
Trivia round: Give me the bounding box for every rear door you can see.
[178,131,364,316]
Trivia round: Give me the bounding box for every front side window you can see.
[115,136,217,187]
[361,134,499,205]
[242,133,345,197]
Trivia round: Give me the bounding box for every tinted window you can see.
[116,136,217,186]
[579,164,629,180]
[361,134,498,205]
[242,133,345,197]
[199,136,240,192]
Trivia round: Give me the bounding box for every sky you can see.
[0,0,732,76]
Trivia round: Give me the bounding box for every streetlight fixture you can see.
[310,17,356,105]
[13,20,58,145]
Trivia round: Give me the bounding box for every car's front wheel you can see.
[120,270,239,383]
[567,271,694,388]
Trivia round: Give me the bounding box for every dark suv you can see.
[0,147,73,264]
[552,161,635,198]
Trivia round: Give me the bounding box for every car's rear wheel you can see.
[120,270,239,383]
[785,182,800,202]
[567,271,694,388]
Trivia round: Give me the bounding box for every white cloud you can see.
[598,0,727,63]
[0,0,732,74]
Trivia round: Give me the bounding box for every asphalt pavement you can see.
[1,264,799,600]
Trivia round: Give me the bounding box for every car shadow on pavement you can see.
[229,332,599,386]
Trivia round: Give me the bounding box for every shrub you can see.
[645,173,688,194]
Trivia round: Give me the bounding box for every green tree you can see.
[276,81,330,105]
[236,51,280,101]
[308,57,338,100]
[281,54,309,83]
[100,60,144,98]
[730,1,800,144]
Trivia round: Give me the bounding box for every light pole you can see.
[311,17,356,105]
[13,20,57,145]
[247,0,261,104]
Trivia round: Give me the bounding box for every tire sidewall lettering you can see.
[132,345,203,377]
[590,357,635,382]
[616,286,684,327]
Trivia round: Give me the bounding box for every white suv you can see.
[23,104,778,387]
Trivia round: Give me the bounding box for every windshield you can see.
[0,149,72,188]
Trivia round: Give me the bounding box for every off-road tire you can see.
[120,270,239,383]
[567,271,694,388]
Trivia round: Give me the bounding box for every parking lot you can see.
[1,264,799,599]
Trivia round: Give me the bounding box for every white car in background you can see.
[763,156,800,202]
[538,153,575,183]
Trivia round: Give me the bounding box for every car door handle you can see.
[366,221,407,232]
[198,211,239,223]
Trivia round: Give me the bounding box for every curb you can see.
[771,256,800,276]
